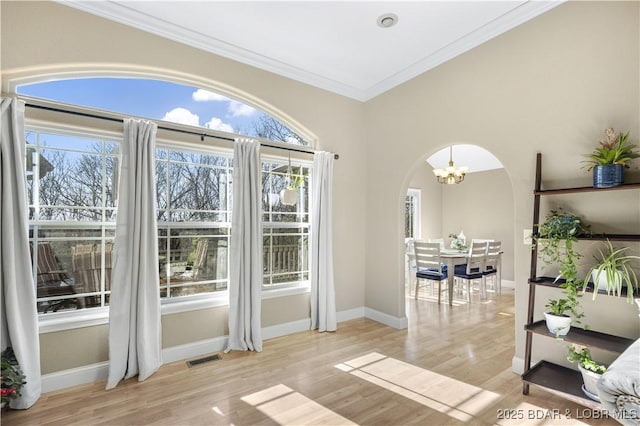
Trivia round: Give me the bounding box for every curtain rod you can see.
[24,102,339,160]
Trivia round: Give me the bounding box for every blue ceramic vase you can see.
[593,164,623,188]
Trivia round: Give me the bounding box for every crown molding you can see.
[57,1,564,102]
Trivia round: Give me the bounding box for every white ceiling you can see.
[60,1,562,102]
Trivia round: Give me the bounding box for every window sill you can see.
[39,307,110,334]
[262,282,310,299]
[38,283,310,334]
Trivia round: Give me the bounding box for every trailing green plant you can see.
[583,127,639,171]
[1,347,26,406]
[536,209,590,325]
[567,346,607,374]
[583,239,639,303]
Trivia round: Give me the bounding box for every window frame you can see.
[26,124,120,315]
[405,188,421,239]
[25,115,313,334]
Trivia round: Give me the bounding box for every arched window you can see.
[18,77,309,145]
[19,77,312,316]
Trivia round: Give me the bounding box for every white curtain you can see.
[0,97,41,408]
[107,118,162,389]
[226,138,263,352]
[310,151,336,332]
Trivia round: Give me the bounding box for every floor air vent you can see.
[186,353,222,368]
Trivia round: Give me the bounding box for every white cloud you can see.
[205,117,234,133]
[192,89,229,102]
[228,101,256,117]
[162,107,200,126]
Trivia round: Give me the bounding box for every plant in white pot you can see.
[583,240,639,303]
[536,209,590,336]
[567,345,607,401]
[280,173,304,206]
[280,156,305,206]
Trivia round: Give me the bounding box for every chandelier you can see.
[433,145,468,184]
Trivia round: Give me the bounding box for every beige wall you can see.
[441,169,514,281]
[2,0,639,378]
[364,0,639,366]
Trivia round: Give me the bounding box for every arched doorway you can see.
[402,143,515,315]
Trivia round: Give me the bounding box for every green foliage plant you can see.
[448,233,467,251]
[584,239,639,303]
[583,128,639,171]
[1,347,26,406]
[287,173,305,190]
[567,346,607,374]
[537,209,591,325]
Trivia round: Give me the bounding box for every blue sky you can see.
[18,77,264,136]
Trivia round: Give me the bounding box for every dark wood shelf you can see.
[533,233,640,241]
[525,320,634,353]
[577,233,640,241]
[535,182,640,195]
[528,276,639,297]
[522,361,602,410]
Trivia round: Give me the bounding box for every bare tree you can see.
[251,115,307,146]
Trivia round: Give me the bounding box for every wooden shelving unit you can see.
[522,153,639,406]
[525,320,634,353]
[522,361,602,410]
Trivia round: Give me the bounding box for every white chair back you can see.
[414,241,443,272]
[466,241,487,274]
[485,241,502,271]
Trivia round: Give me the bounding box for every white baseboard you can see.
[41,362,109,393]
[163,335,228,364]
[41,306,376,393]
[262,318,311,340]
[512,355,524,374]
[513,355,543,375]
[502,280,516,289]
[364,307,408,329]
[337,307,366,323]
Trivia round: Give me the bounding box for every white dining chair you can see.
[413,241,448,303]
[453,241,488,301]
[483,241,502,294]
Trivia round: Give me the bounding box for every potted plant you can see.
[583,240,639,303]
[583,127,639,188]
[448,231,467,251]
[1,347,26,409]
[536,209,590,335]
[567,345,607,401]
[280,172,304,206]
[280,156,305,206]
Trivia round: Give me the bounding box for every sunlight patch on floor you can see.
[241,384,357,425]
[336,352,500,422]
[211,406,225,416]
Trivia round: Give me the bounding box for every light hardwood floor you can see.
[2,286,619,425]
